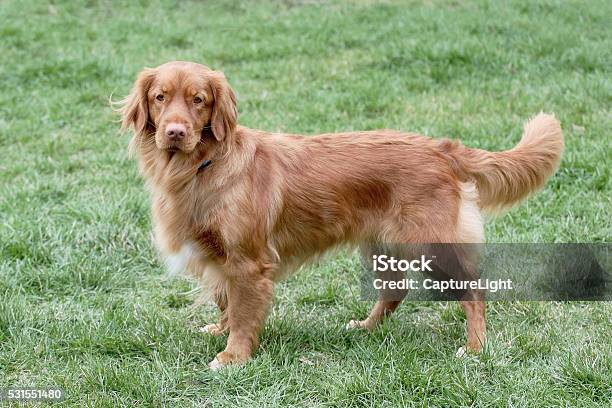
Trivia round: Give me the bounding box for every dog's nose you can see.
[165,123,186,140]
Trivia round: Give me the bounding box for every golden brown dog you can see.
[119,61,563,369]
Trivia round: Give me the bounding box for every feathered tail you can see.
[457,113,564,214]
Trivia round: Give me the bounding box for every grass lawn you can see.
[1,0,611,406]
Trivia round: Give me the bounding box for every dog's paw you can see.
[208,351,247,370]
[346,319,369,330]
[455,345,482,358]
[208,357,225,371]
[199,323,225,336]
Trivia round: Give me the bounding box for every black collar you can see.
[197,159,212,173]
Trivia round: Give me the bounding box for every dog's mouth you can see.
[157,137,198,154]
[162,142,184,152]
[162,144,198,155]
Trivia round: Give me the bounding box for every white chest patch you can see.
[164,242,196,277]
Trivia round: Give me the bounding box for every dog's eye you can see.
[193,96,203,104]
[156,94,164,102]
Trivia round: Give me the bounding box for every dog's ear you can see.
[209,71,237,142]
[121,68,156,137]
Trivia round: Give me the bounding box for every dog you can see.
[118,61,563,369]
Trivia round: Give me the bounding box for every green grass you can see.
[0,0,611,406]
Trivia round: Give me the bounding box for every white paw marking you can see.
[455,346,467,358]
[346,320,362,330]
[208,357,224,371]
[199,324,222,335]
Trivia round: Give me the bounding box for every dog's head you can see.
[120,61,237,154]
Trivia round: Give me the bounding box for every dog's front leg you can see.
[201,289,228,336]
[208,261,274,370]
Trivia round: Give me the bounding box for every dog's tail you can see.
[456,113,563,214]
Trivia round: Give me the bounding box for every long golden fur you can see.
[119,61,563,369]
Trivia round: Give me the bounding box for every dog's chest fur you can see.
[164,241,197,277]
[151,191,230,278]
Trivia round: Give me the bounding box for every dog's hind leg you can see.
[454,182,487,356]
[347,243,408,330]
[346,299,404,330]
[457,299,486,356]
